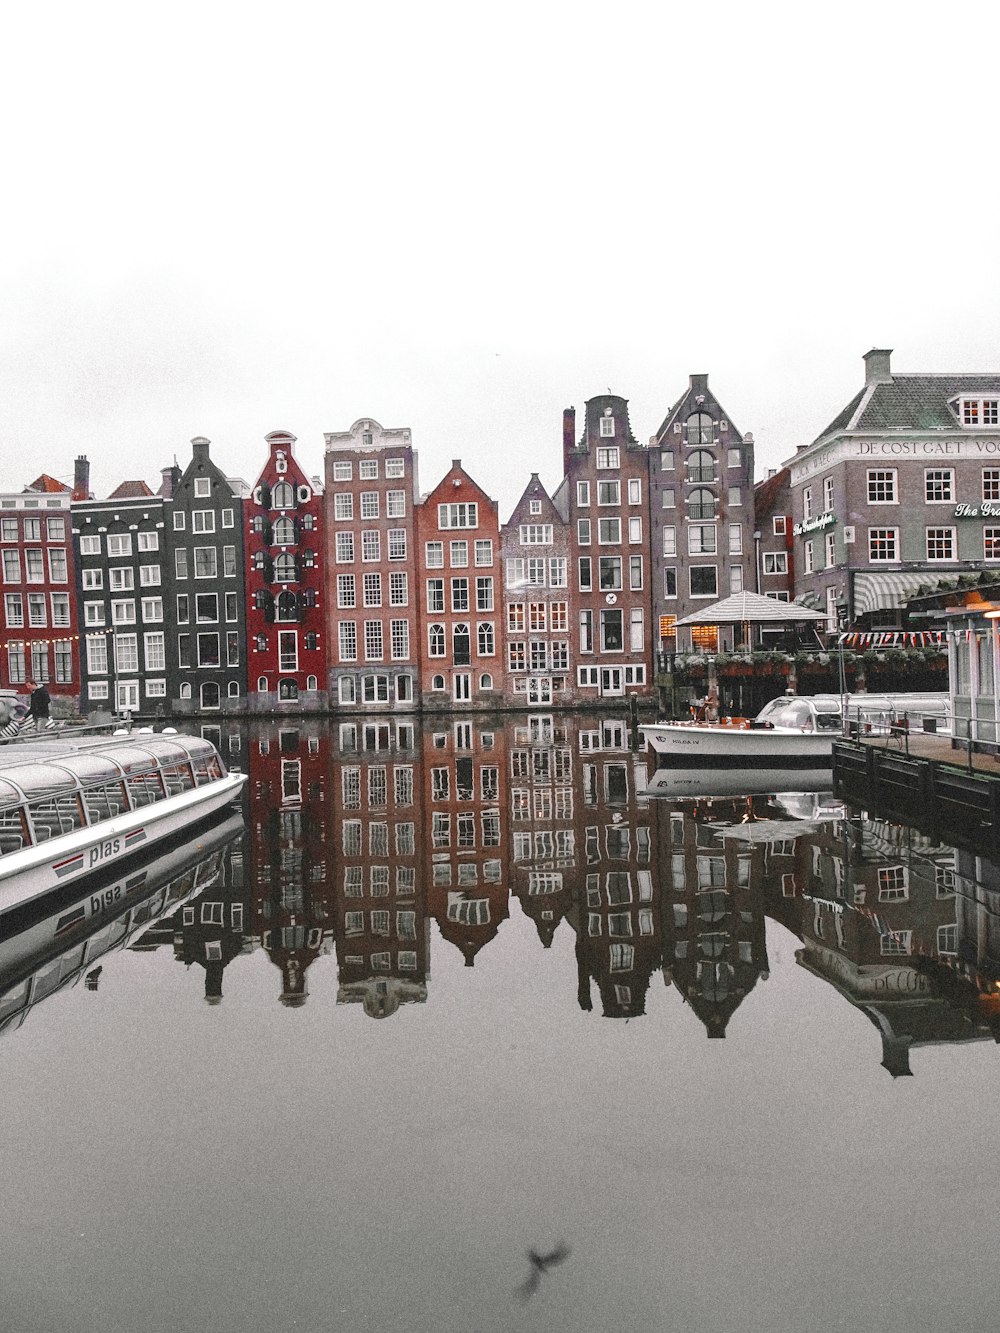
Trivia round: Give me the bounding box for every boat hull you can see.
[639,723,833,766]
[0,772,246,919]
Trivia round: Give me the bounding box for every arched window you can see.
[200,682,220,710]
[279,679,299,701]
[431,674,445,690]
[480,673,493,691]
[180,683,192,700]
[304,632,318,651]
[685,412,714,446]
[688,487,716,520]
[273,516,295,545]
[227,681,239,697]
[453,622,471,666]
[478,622,494,655]
[272,481,294,509]
[257,676,269,692]
[276,590,298,622]
[686,450,715,484]
[274,553,296,582]
[306,674,318,691]
[428,623,445,657]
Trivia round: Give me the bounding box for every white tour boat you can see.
[641,696,842,767]
[0,733,246,917]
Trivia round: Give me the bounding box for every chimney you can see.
[863,348,893,386]
[689,373,709,398]
[72,455,90,501]
[158,465,181,499]
[191,436,211,465]
[563,407,576,474]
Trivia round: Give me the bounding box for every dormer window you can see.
[959,398,999,426]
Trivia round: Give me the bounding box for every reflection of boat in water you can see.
[643,766,834,799]
[0,811,244,1037]
[0,734,246,916]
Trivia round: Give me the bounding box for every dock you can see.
[833,732,1000,854]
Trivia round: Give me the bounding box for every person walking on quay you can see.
[20,679,55,733]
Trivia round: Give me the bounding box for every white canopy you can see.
[674,590,827,626]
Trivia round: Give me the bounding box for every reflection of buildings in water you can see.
[250,721,332,1005]
[785,815,995,1074]
[650,794,770,1037]
[331,723,429,1011]
[507,714,576,948]
[162,829,251,1003]
[424,718,508,966]
[565,717,659,1018]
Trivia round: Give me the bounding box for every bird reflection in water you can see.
[515,1242,571,1301]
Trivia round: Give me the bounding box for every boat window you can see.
[0,779,27,853]
[160,764,196,795]
[83,783,128,823]
[192,752,225,784]
[126,772,167,808]
[0,978,31,1025]
[782,702,814,729]
[27,792,86,841]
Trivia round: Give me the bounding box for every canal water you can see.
[2,713,998,1333]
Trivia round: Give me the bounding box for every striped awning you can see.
[854,572,932,616]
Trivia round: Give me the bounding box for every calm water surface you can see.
[2,714,999,1333]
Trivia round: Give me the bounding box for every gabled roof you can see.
[753,467,790,522]
[107,480,154,499]
[24,474,71,494]
[675,590,826,626]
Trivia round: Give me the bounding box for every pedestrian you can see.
[21,679,54,733]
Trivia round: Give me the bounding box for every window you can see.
[478,622,495,655]
[599,415,615,438]
[139,565,160,586]
[925,469,954,503]
[803,540,814,574]
[173,512,186,531]
[28,593,46,626]
[867,469,897,504]
[630,556,643,590]
[728,524,742,555]
[141,597,164,622]
[450,540,469,566]
[195,593,217,622]
[803,488,813,521]
[577,518,591,545]
[332,461,352,482]
[427,578,445,612]
[364,620,383,660]
[600,608,623,651]
[763,551,788,575]
[386,490,405,518]
[926,527,956,561]
[577,481,590,506]
[194,547,217,578]
[334,493,354,521]
[825,532,836,567]
[598,556,622,591]
[47,516,66,541]
[359,459,378,480]
[360,491,379,520]
[985,528,1000,561]
[661,488,675,508]
[688,525,717,555]
[663,568,677,598]
[686,412,713,446]
[194,477,211,498]
[598,517,621,543]
[596,447,619,469]
[985,470,1000,502]
[597,480,620,505]
[4,593,22,626]
[438,502,478,529]
[196,632,220,666]
[272,481,294,507]
[107,534,132,557]
[86,636,108,674]
[339,622,357,661]
[773,516,787,536]
[388,529,406,560]
[337,574,356,608]
[389,572,407,605]
[336,532,354,563]
[690,567,718,597]
[363,572,382,606]
[628,517,642,543]
[362,530,381,561]
[823,476,834,512]
[114,633,139,673]
[627,478,641,504]
[390,619,409,659]
[112,599,136,624]
[109,567,134,591]
[385,458,405,479]
[578,557,592,590]
[144,632,166,670]
[687,450,715,484]
[961,399,999,426]
[662,527,676,557]
[869,527,898,561]
[79,534,101,555]
[729,565,743,593]
[85,602,105,626]
[474,539,493,566]
[475,577,493,611]
[727,487,741,508]
[428,623,446,657]
[192,510,215,533]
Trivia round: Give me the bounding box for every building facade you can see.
[163,437,249,714]
[415,461,502,711]
[324,419,421,712]
[500,474,571,707]
[787,348,1000,632]
[245,430,326,713]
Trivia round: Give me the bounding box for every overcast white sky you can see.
[2,1,998,516]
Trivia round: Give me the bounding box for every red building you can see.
[0,465,85,707]
[415,461,503,711]
[245,430,326,712]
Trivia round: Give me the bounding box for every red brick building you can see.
[245,430,326,712]
[415,461,502,711]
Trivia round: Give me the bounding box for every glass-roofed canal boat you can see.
[0,733,246,924]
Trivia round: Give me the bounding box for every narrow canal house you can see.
[244,430,326,713]
[415,460,503,711]
[500,474,571,708]
[162,437,249,714]
[648,374,757,655]
[785,348,1000,634]
[0,466,83,706]
[323,419,421,714]
[558,396,652,702]
[73,473,170,715]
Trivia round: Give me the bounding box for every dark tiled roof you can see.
[814,375,1000,443]
[107,480,154,499]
